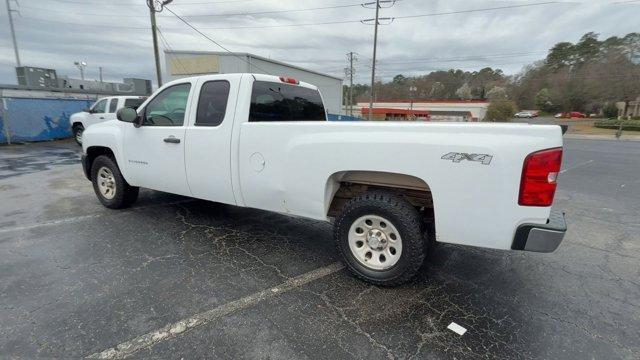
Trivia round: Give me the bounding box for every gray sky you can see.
[0,0,638,86]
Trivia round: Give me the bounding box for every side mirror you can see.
[82,108,91,113]
[117,107,139,124]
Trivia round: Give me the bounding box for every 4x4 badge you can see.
[441,152,493,165]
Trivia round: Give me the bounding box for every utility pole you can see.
[361,0,396,120]
[345,52,357,116]
[409,85,417,110]
[368,0,380,120]
[147,0,173,88]
[99,66,103,83]
[6,0,21,67]
[148,1,163,88]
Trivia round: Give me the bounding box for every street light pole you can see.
[409,85,417,110]
[74,61,87,80]
[5,0,21,67]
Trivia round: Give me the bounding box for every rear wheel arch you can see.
[325,171,435,230]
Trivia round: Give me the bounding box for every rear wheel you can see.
[73,124,84,145]
[334,190,427,286]
[91,155,139,209]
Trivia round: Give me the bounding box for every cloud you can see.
[0,0,638,86]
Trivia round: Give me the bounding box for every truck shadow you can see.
[154,196,544,359]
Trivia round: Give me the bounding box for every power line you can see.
[394,1,561,20]
[169,2,367,18]
[47,0,255,5]
[156,26,189,75]
[162,5,271,74]
[196,1,564,29]
[15,1,566,31]
[17,2,368,18]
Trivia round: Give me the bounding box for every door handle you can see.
[99,116,105,119]
[163,136,181,144]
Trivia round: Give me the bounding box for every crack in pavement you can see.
[86,262,344,359]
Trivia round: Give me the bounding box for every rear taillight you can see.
[518,147,563,206]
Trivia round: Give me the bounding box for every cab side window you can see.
[92,99,107,114]
[143,83,191,126]
[108,99,118,113]
[195,81,230,127]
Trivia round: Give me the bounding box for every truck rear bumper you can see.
[512,210,566,252]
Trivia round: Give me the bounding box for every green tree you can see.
[392,74,407,85]
[602,103,618,118]
[534,88,560,113]
[485,101,517,122]
[486,86,507,100]
[455,83,472,99]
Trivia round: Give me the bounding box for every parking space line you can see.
[0,214,103,233]
[87,261,345,359]
[560,160,594,174]
[0,199,195,234]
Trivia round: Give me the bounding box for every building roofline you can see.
[361,107,430,115]
[164,50,343,81]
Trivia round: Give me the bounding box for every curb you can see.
[564,134,640,142]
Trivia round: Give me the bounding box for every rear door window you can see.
[249,81,325,122]
[124,98,145,110]
[195,81,231,126]
[108,99,118,113]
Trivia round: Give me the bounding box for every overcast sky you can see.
[0,0,638,87]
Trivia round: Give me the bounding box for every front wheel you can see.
[334,190,427,286]
[73,124,85,145]
[91,155,139,209]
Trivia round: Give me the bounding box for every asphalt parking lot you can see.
[1,138,639,359]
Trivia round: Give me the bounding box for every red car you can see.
[554,112,586,119]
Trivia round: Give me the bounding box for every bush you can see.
[484,100,517,122]
[602,104,618,119]
[593,119,640,131]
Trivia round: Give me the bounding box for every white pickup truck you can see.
[81,73,566,286]
[70,96,146,145]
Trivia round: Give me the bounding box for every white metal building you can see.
[164,51,343,115]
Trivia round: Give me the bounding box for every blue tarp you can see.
[0,112,6,143]
[0,98,93,143]
[0,102,360,144]
[328,113,363,121]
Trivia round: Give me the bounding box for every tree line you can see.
[346,32,640,117]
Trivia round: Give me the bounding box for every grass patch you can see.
[593,119,640,132]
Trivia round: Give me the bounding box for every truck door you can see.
[104,98,119,121]
[183,77,237,204]
[122,83,192,196]
[86,98,108,127]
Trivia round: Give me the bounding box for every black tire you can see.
[72,124,84,146]
[91,155,139,209]
[334,190,427,286]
